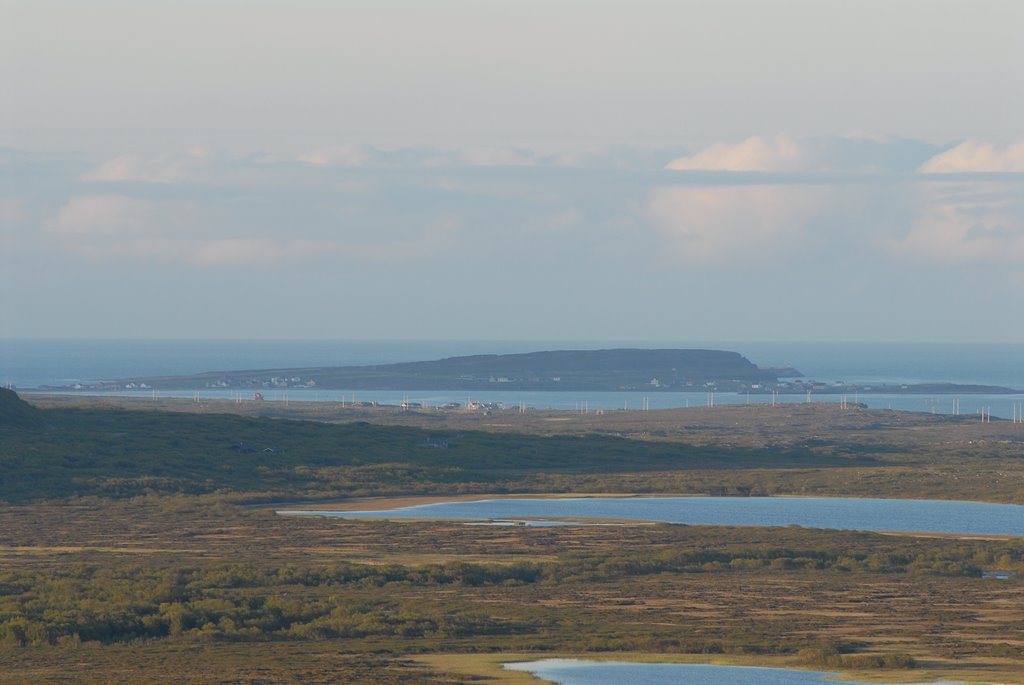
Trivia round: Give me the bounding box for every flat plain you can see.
[2,392,1023,683]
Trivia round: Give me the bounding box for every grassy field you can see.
[3,391,1024,683]
[3,496,1024,682]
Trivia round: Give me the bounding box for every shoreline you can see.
[270,493,1024,540]
[267,491,1024,512]
[414,652,1016,685]
[21,390,1024,427]
[267,492,697,512]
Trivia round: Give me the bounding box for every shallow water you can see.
[503,659,924,685]
[279,496,1024,536]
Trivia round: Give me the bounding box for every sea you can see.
[3,339,1024,418]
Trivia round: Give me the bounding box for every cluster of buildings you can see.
[457,374,562,384]
[205,376,317,389]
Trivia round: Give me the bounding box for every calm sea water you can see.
[504,660,919,685]
[4,339,1024,416]
[280,496,1024,537]
[0,339,530,389]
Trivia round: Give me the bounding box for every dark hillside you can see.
[0,404,859,502]
[384,348,766,380]
[0,389,41,429]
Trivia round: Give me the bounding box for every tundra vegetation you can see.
[3,389,1024,683]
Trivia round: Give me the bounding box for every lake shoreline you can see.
[269,490,1024,512]
[415,652,990,685]
[274,494,1024,538]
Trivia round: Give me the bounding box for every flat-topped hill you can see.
[120,348,797,391]
[370,348,776,384]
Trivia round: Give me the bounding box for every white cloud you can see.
[459,146,538,167]
[647,185,828,263]
[551,146,679,171]
[297,144,374,167]
[52,195,171,236]
[662,136,1024,268]
[666,135,940,173]
[50,195,204,261]
[296,143,540,168]
[190,239,327,266]
[82,149,211,183]
[920,140,1024,173]
[47,193,459,267]
[666,135,806,172]
[47,142,1024,275]
[889,181,1024,263]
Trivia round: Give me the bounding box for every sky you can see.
[2,0,1023,341]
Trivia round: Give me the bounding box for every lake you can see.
[278,496,1024,536]
[504,659,929,685]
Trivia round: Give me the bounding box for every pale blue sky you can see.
[1,1,1022,341]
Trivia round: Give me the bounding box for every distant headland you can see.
[102,348,790,392]
[35,348,1017,395]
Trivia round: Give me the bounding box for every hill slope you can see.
[0,388,41,429]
